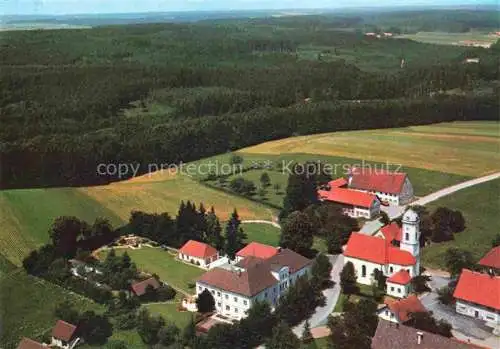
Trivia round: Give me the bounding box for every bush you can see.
[437,286,455,305]
[187,282,195,289]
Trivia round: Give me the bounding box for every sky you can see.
[1,0,497,15]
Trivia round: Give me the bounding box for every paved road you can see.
[293,254,344,337]
[412,172,500,207]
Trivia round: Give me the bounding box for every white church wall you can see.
[344,256,383,286]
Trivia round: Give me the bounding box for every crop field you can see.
[0,189,123,266]
[241,121,500,177]
[0,174,275,266]
[0,266,104,349]
[421,178,500,269]
[396,31,498,47]
[97,247,204,294]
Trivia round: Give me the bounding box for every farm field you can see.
[0,189,123,266]
[0,174,275,266]
[396,31,498,47]
[0,262,104,349]
[240,121,500,177]
[421,178,500,269]
[97,247,204,294]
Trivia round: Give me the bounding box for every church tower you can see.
[400,208,420,272]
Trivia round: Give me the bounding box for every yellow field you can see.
[241,121,500,176]
[79,174,275,222]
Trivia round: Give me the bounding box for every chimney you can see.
[417,331,423,344]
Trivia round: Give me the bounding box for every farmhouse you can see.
[344,209,421,298]
[16,338,46,349]
[196,246,312,320]
[178,240,219,268]
[478,246,500,275]
[51,320,80,349]
[346,167,414,206]
[131,277,161,297]
[453,269,500,325]
[318,187,381,219]
[372,319,484,349]
[378,295,427,324]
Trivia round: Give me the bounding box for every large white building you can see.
[327,167,414,206]
[343,209,421,298]
[318,186,381,219]
[453,269,500,326]
[195,246,312,320]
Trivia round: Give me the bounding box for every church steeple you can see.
[400,208,420,273]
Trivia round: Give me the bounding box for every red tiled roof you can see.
[344,233,416,266]
[385,295,427,322]
[478,246,500,269]
[328,178,348,188]
[387,270,412,285]
[349,167,407,194]
[16,338,46,349]
[52,320,77,342]
[236,242,278,259]
[453,269,500,310]
[179,240,218,259]
[380,222,402,242]
[198,248,311,297]
[372,320,485,349]
[131,277,161,296]
[318,188,378,208]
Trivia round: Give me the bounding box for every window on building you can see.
[226,305,230,311]
[234,296,237,302]
[217,302,221,307]
[217,291,221,296]
[244,300,247,305]
[405,233,409,241]
[235,308,239,313]
[211,290,215,295]
[398,288,401,293]
[361,265,366,277]
[225,294,229,300]
[389,266,394,273]
[390,287,394,291]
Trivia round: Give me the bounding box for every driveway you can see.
[420,272,499,347]
[293,254,343,337]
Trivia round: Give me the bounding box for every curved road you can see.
[412,171,500,206]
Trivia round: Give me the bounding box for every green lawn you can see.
[421,178,500,269]
[396,31,497,47]
[98,247,204,294]
[143,301,193,329]
[241,222,281,246]
[333,283,377,313]
[81,330,147,349]
[0,267,104,349]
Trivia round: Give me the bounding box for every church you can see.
[343,209,421,298]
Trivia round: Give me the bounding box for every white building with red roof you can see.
[178,240,219,268]
[343,209,421,298]
[478,246,500,275]
[195,245,312,320]
[318,187,381,218]
[235,241,279,262]
[453,269,500,325]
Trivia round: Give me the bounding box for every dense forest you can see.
[1,10,499,189]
